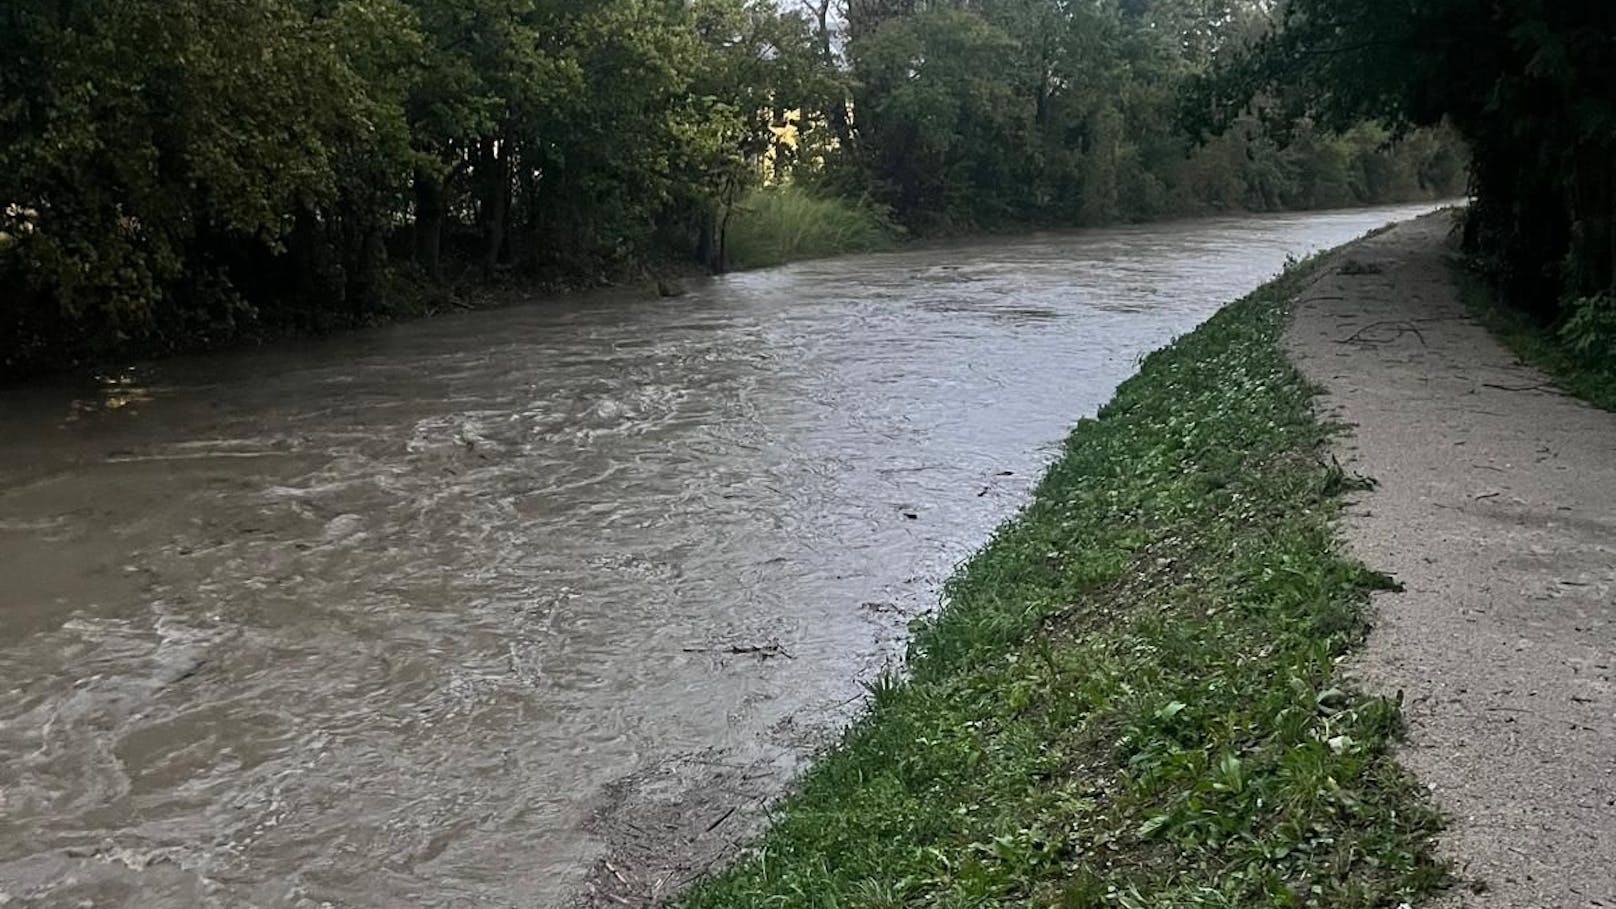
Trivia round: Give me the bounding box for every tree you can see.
[1193,0,1616,318]
[0,0,375,361]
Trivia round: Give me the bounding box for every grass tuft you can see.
[725,187,900,270]
[679,245,1448,909]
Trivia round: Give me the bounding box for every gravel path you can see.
[1286,214,1616,908]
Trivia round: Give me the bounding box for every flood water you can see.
[0,204,1440,907]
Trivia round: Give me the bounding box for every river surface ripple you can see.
[0,204,1440,907]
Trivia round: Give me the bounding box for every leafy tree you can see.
[1,0,375,362]
[836,0,1465,233]
[1194,0,1616,319]
[850,6,1028,229]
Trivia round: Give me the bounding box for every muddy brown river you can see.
[0,205,1439,907]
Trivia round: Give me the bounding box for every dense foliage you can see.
[0,0,835,372]
[1198,0,1615,339]
[1,0,1463,374]
[828,0,1464,232]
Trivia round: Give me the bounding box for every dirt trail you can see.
[1286,214,1616,907]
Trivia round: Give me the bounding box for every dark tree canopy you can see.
[1196,0,1616,323]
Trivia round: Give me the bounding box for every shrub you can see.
[724,187,899,270]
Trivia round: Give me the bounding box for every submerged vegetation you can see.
[678,248,1446,907]
[1,0,1464,376]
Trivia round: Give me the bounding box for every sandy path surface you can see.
[1286,215,1616,907]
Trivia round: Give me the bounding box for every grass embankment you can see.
[1454,267,1616,411]
[681,252,1447,907]
[725,187,899,271]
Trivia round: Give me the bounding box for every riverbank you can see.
[1287,216,1616,906]
[671,229,1450,907]
[3,200,1459,385]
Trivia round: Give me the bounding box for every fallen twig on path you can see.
[1337,320,1429,347]
[1481,381,1561,394]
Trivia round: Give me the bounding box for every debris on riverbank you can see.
[674,234,1449,907]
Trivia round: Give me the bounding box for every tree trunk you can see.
[715,205,731,275]
[290,209,336,309]
[413,165,445,283]
[696,205,720,274]
[478,137,511,278]
[1569,141,1615,297]
[347,227,385,318]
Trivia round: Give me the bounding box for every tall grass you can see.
[724,187,899,270]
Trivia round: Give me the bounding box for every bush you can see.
[724,187,899,270]
[1559,292,1616,365]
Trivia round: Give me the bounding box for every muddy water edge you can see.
[0,204,1440,908]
